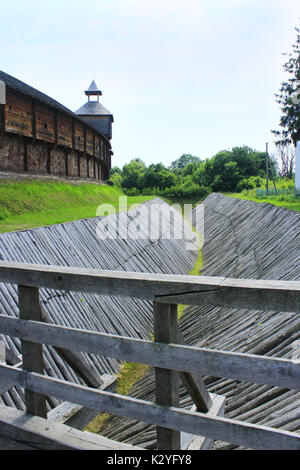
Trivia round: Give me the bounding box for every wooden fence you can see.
[0,261,299,450]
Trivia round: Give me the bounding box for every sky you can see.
[0,0,299,168]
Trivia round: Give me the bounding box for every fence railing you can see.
[0,261,299,450]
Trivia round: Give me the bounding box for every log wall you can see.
[0,87,111,180]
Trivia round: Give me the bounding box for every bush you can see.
[236,176,263,192]
[160,183,209,201]
[122,187,140,196]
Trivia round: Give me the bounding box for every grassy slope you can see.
[226,182,300,212]
[227,192,300,211]
[0,179,154,233]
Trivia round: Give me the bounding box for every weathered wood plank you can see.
[155,277,300,311]
[47,374,117,430]
[1,315,299,390]
[0,338,5,363]
[40,306,103,388]
[177,330,212,412]
[179,372,212,412]
[0,434,37,450]
[154,303,180,450]
[0,104,5,134]
[0,404,142,450]
[181,393,226,450]
[19,286,47,418]
[0,262,299,312]
[0,361,22,394]
[0,365,299,450]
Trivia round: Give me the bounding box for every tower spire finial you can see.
[85,80,102,101]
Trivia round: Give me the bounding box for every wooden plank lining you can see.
[0,365,299,450]
[0,315,300,390]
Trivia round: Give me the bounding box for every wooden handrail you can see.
[0,261,299,312]
[0,364,300,450]
[0,262,300,450]
[0,315,299,390]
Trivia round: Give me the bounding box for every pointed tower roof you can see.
[76,80,114,124]
[85,80,102,96]
[76,101,114,120]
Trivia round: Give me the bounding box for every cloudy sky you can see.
[0,0,299,167]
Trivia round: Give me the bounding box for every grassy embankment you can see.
[227,179,300,212]
[0,179,154,233]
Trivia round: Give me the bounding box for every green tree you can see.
[182,160,202,176]
[142,163,166,188]
[272,24,300,146]
[193,159,214,187]
[212,161,241,192]
[170,154,201,172]
[121,158,146,190]
[110,166,121,176]
[157,170,176,189]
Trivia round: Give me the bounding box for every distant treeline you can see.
[110,146,277,201]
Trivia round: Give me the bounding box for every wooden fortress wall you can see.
[0,87,111,180]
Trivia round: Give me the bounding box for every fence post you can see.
[153,301,180,450]
[19,285,47,418]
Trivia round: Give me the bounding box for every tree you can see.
[156,170,176,189]
[110,166,121,176]
[272,24,300,147]
[142,163,166,188]
[121,158,146,190]
[212,161,241,192]
[170,154,201,172]
[274,143,295,178]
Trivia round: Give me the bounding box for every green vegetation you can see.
[110,148,299,213]
[84,362,149,434]
[0,179,154,233]
[272,22,300,147]
[228,177,300,212]
[110,146,277,203]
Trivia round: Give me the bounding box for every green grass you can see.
[84,362,149,434]
[226,179,300,212]
[0,179,154,233]
[227,190,300,212]
[177,241,203,321]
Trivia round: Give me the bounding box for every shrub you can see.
[236,176,263,192]
[160,183,209,201]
